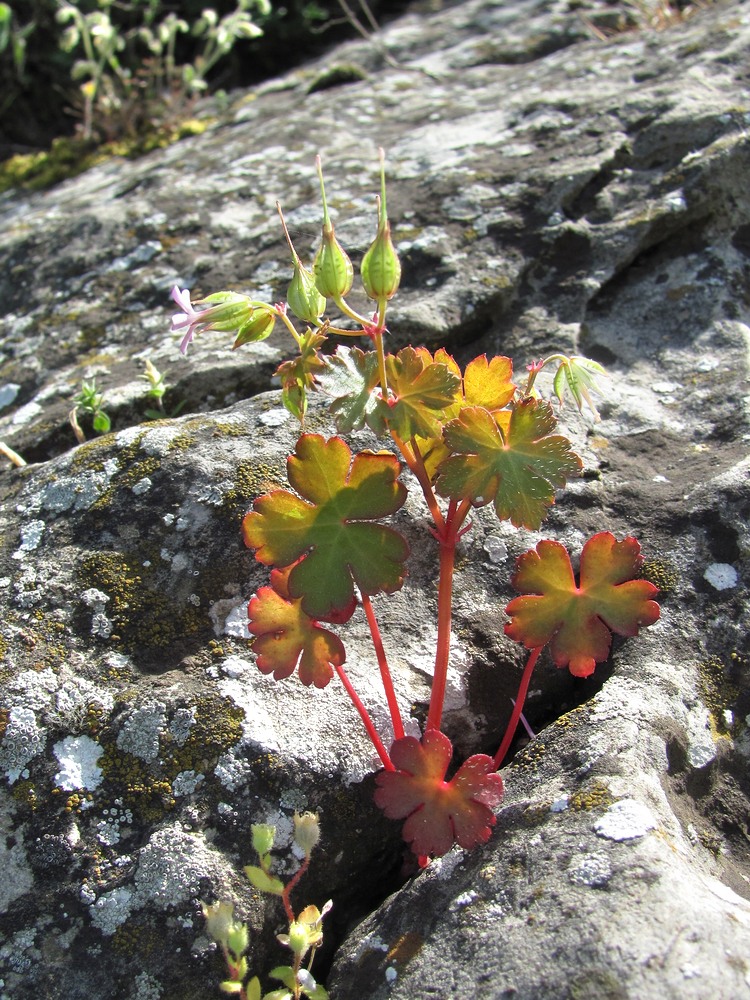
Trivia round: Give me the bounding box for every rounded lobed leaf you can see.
[504,531,661,677]
[242,435,409,619]
[374,729,504,858]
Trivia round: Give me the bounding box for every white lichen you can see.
[53,735,104,791]
[703,563,738,590]
[0,707,46,783]
[593,799,657,841]
[116,702,167,763]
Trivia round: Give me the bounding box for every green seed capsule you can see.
[361,198,401,301]
[287,259,326,324]
[232,307,276,349]
[277,201,326,323]
[312,156,353,300]
[361,150,401,301]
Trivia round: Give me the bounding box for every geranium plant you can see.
[171,151,660,866]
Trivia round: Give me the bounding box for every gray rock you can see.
[0,0,749,998]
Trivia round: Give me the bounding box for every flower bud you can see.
[251,823,276,858]
[226,922,249,959]
[195,291,255,332]
[287,920,311,957]
[202,900,236,947]
[293,811,320,857]
[361,152,401,301]
[287,260,326,325]
[313,156,353,301]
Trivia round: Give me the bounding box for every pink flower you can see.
[374,729,504,859]
[170,286,256,355]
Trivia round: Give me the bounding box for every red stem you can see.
[493,646,542,769]
[425,497,473,732]
[333,661,394,770]
[282,853,310,923]
[360,592,404,740]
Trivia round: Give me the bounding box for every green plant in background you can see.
[55,0,270,142]
[0,2,34,94]
[69,377,111,442]
[204,812,330,1000]
[172,151,661,867]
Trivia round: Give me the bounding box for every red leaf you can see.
[247,565,352,688]
[504,531,660,677]
[373,730,504,858]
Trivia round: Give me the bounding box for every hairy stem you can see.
[493,646,542,769]
[360,592,404,740]
[282,853,310,924]
[425,497,473,732]
[334,662,394,770]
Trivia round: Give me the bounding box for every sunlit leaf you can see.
[463,354,515,410]
[373,729,504,858]
[243,864,285,896]
[435,399,582,529]
[504,531,661,677]
[243,435,408,618]
[247,566,353,688]
[376,346,461,440]
[414,351,515,480]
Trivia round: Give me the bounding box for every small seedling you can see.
[140,358,185,419]
[204,812,330,1000]
[171,151,661,866]
[69,378,111,442]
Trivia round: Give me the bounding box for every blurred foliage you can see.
[0,0,405,155]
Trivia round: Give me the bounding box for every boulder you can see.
[0,0,749,998]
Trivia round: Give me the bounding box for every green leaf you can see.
[504,532,661,677]
[268,967,298,990]
[246,977,262,1000]
[243,865,285,896]
[318,346,382,434]
[435,400,582,529]
[247,565,349,687]
[243,435,408,618]
[378,347,461,440]
[92,411,111,433]
[552,355,608,419]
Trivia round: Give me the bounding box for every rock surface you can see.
[1,1,749,998]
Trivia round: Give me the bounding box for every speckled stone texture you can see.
[1,0,749,998]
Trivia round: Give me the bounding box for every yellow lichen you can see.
[79,550,207,652]
[569,780,614,812]
[640,557,679,595]
[222,459,286,522]
[698,654,739,736]
[11,779,37,811]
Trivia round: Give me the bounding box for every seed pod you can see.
[312,156,353,300]
[361,150,401,301]
[277,202,326,324]
[232,307,276,349]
